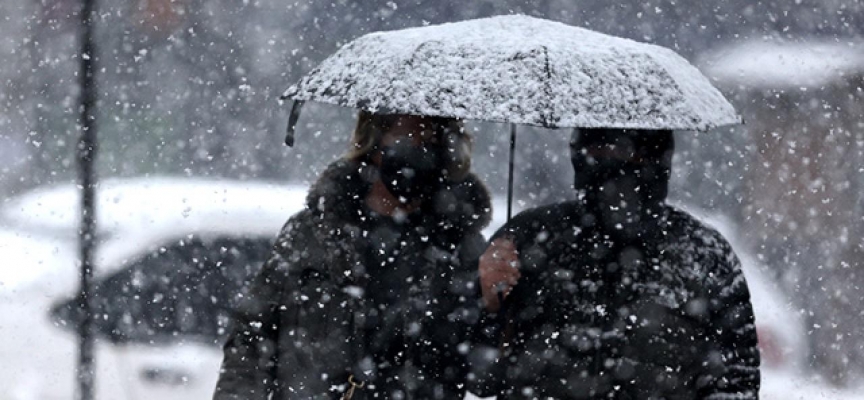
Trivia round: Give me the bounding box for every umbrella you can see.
[280,14,740,218]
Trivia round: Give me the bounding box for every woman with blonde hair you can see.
[214,111,491,399]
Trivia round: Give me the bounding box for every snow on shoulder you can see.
[701,39,864,89]
[284,15,740,131]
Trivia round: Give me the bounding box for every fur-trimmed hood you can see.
[305,159,493,234]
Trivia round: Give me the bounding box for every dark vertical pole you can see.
[77,0,98,399]
[507,123,517,221]
[497,124,519,322]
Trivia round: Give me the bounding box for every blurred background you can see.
[0,1,862,399]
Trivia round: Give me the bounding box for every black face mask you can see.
[571,129,674,237]
[378,141,444,203]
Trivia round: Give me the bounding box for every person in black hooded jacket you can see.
[213,111,491,400]
[469,129,760,399]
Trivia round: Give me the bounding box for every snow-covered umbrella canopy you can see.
[281,15,740,133]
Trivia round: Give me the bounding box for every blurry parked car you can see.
[0,179,859,399]
[0,178,305,400]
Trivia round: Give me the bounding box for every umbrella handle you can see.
[507,124,517,221]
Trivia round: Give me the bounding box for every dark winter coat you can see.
[213,160,491,400]
[469,201,761,399]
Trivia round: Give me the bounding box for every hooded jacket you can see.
[469,130,760,399]
[470,203,760,399]
[213,159,491,400]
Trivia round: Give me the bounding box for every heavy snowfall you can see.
[1,1,863,399]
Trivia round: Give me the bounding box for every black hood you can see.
[306,159,493,234]
[570,128,674,237]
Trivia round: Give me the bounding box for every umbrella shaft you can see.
[507,124,516,221]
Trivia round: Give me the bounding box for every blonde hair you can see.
[345,110,473,181]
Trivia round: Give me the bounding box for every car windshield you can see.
[51,235,273,345]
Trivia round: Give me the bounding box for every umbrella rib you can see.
[540,45,555,128]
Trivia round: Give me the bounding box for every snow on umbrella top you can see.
[282,15,740,131]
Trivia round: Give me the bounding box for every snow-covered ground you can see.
[1,179,862,399]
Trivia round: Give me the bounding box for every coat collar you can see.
[305,159,492,235]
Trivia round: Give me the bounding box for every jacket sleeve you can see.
[699,239,761,399]
[464,231,507,399]
[465,215,539,398]
[465,208,548,398]
[212,222,296,400]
